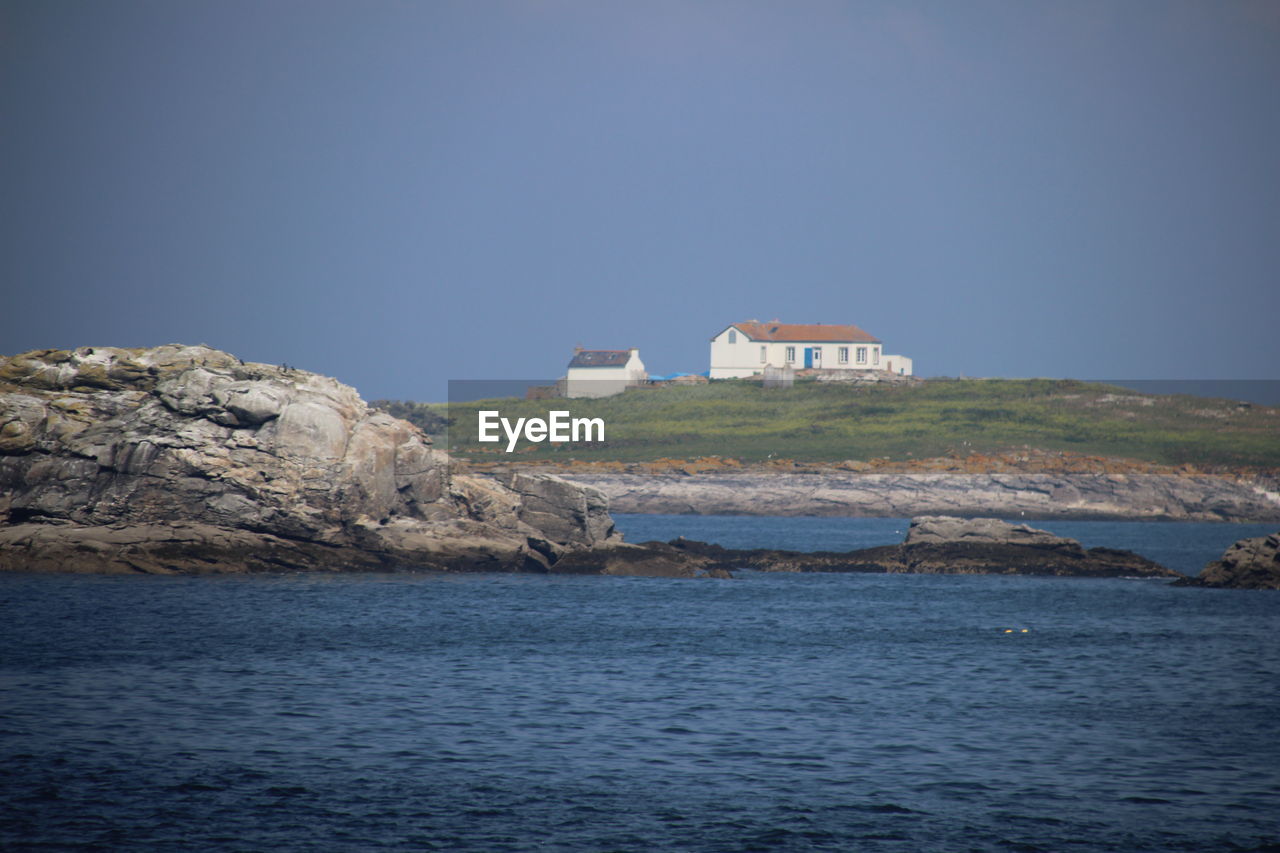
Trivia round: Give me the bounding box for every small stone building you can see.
[563,347,647,398]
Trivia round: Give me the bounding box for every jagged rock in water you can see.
[1175,533,1280,590]
[550,541,730,578]
[0,345,628,574]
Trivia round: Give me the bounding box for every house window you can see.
[856,347,867,364]
[760,346,767,363]
[812,347,822,363]
[873,348,880,365]
[838,347,849,364]
[785,346,795,363]
[728,330,737,344]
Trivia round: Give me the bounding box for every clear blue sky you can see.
[3,0,1277,400]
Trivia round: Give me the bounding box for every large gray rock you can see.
[0,346,621,574]
[1177,533,1280,590]
[904,516,1072,546]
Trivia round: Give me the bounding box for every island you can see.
[658,516,1183,579]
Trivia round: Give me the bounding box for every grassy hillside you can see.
[375,378,1280,468]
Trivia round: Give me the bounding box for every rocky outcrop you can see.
[550,541,731,578]
[904,515,1072,546]
[0,521,391,575]
[0,346,634,574]
[551,469,1280,522]
[664,516,1182,578]
[1175,533,1280,589]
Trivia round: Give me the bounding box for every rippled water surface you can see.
[2,519,1278,851]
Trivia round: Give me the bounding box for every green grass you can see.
[376,378,1280,467]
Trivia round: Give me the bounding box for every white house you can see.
[563,347,647,398]
[709,321,912,378]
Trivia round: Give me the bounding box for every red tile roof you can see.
[720,322,881,343]
[568,349,633,368]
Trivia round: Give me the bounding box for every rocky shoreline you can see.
[544,468,1280,522]
[0,346,707,576]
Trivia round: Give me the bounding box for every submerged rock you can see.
[666,515,1182,579]
[0,346,634,574]
[1175,533,1280,590]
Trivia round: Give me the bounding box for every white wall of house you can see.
[565,349,647,398]
[881,355,913,376]
[708,326,763,379]
[709,326,886,378]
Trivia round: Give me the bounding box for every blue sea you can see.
[2,517,1278,852]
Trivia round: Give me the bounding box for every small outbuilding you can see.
[564,347,647,398]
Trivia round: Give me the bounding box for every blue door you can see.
[803,347,813,368]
